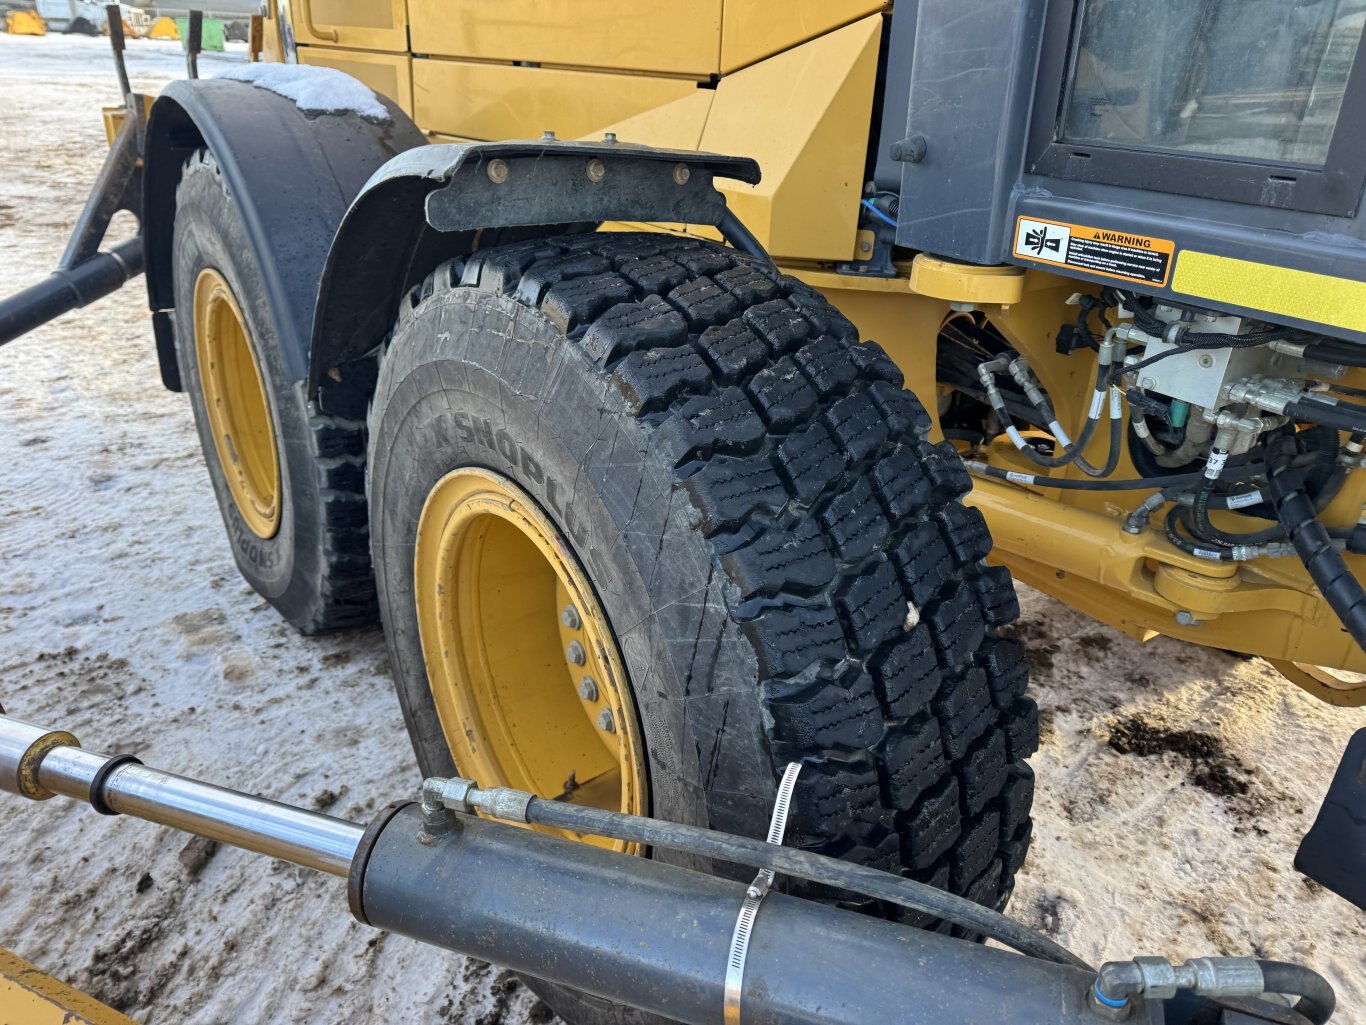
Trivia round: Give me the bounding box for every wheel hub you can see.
[413,467,648,850]
[192,267,281,539]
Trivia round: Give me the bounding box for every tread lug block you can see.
[1003,698,1040,761]
[900,779,962,869]
[514,251,614,306]
[619,253,691,295]
[776,421,845,504]
[928,666,994,765]
[787,288,858,342]
[837,559,909,654]
[869,380,931,439]
[743,299,813,356]
[685,456,789,537]
[849,340,905,388]
[936,503,993,566]
[919,440,974,501]
[972,565,1021,626]
[1002,820,1033,875]
[697,320,769,384]
[659,387,767,466]
[743,604,847,678]
[820,477,890,563]
[980,637,1030,707]
[788,758,887,842]
[926,581,987,670]
[712,262,782,305]
[895,860,952,928]
[671,247,735,277]
[871,448,932,520]
[957,858,1005,924]
[721,517,835,598]
[794,336,860,397]
[824,393,890,465]
[541,272,634,334]
[934,666,994,760]
[667,276,741,330]
[747,356,820,429]
[999,765,1035,838]
[765,673,885,756]
[881,716,948,811]
[950,809,1001,889]
[958,729,1009,816]
[612,345,713,416]
[465,239,563,293]
[580,296,689,368]
[869,626,942,719]
[890,519,953,608]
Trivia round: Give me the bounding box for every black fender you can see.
[141,76,427,391]
[308,140,761,416]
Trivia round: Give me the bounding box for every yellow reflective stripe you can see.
[1172,250,1366,334]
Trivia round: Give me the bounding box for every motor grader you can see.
[1,1,1364,1023]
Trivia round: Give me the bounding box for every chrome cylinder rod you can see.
[0,714,363,876]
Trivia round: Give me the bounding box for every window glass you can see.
[1062,0,1366,166]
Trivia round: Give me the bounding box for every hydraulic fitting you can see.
[1096,956,1265,1004]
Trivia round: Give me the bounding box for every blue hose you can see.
[860,198,898,229]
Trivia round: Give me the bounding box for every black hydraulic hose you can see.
[1258,960,1336,1025]
[967,454,1263,493]
[524,797,1093,972]
[1077,404,1123,478]
[1266,454,1366,652]
[1286,397,1366,435]
[1303,339,1366,369]
[1000,357,1109,471]
[1165,506,1239,562]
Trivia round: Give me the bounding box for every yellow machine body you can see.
[5,10,47,35]
[255,2,1366,696]
[0,948,137,1025]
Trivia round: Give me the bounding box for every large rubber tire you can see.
[368,232,1037,1021]
[172,151,375,633]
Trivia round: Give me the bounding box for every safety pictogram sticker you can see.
[1013,216,1174,286]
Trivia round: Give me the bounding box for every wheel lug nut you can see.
[566,640,586,665]
[597,708,616,734]
[578,676,598,702]
[561,605,581,629]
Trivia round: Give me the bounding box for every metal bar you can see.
[58,114,142,271]
[0,715,362,876]
[0,239,144,347]
[186,10,203,80]
[105,5,131,100]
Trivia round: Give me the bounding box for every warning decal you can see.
[1013,216,1174,286]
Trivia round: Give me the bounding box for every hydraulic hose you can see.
[1286,397,1366,435]
[1266,451,1366,652]
[1258,960,1336,1025]
[521,795,1093,971]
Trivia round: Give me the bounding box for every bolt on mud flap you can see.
[1295,728,1366,911]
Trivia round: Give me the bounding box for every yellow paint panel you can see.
[0,949,137,1025]
[700,15,882,262]
[721,0,885,72]
[290,0,407,52]
[412,60,698,143]
[585,91,715,152]
[408,0,722,77]
[1173,250,1366,335]
[297,46,412,117]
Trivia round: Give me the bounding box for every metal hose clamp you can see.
[723,761,802,1025]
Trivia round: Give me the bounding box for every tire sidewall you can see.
[172,157,319,609]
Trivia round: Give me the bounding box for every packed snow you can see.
[0,31,1362,1025]
[216,63,390,122]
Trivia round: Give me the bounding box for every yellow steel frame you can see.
[0,948,137,1025]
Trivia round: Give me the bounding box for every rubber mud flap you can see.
[1295,728,1366,910]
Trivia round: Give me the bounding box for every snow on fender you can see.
[215,63,390,123]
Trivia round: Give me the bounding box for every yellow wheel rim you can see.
[193,268,281,539]
[414,467,648,851]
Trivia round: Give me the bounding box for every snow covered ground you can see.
[0,31,1362,1025]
